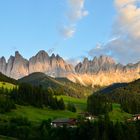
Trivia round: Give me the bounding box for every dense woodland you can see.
[1,72,140,139]
[90,79,140,114]
[0,83,65,111]
[87,94,112,115]
[0,115,140,140]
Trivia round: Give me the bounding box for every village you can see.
[127,114,140,122]
[51,112,140,128]
[51,112,96,128]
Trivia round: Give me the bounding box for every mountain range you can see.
[0,50,140,87]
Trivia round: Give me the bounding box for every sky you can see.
[0,0,140,65]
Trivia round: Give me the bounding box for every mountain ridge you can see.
[0,51,140,87]
[0,51,74,79]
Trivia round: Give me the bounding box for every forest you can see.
[1,77,140,139]
[0,115,140,140]
[0,83,65,112]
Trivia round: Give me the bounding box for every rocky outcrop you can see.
[75,56,116,74]
[0,57,6,74]
[29,51,74,77]
[69,56,140,87]
[0,51,140,87]
[0,51,74,79]
[9,51,29,79]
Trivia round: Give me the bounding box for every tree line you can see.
[0,115,140,140]
[87,94,112,115]
[0,83,65,111]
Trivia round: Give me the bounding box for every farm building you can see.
[79,112,95,120]
[51,118,77,127]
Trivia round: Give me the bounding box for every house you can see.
[51,118,77,127]
[79,112,95,120]
[127,114,140,122]
[132,114,140,121]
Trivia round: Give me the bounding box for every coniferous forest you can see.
[0,80,140,139]
[1,72,140,140]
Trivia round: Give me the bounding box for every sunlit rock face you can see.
[0,50,74,79]
[29,50,50,74]
[75,56,116,74]
[70,56,140,87]
[5,51,29,79]
[0,56,6,74]
[29,51,74,77]
[0,51,140,87]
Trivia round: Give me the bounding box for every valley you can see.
[0,70,140,139]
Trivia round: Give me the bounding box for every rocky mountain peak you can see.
[75,55,116,74]
[0,57,6,64]
[15,51,22,58]
[56,54,61,59]
[0,50,74,79]
[51,53,56,59]
[83,57,89,63]
[36,50,49,58]
[98,55,116,64]
[1,51,140,87]
[0,56,6,74]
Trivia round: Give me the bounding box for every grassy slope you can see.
[0,98,132,123]
[0,80,87,123]
[0,96,86,123]
[57,95,87,112]
[0,82,16,89]
[0,79,132,123]
[109,103,132,122]
[1,105,77,123]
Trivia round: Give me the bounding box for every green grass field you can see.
[0,96,86,123]
[0,82,15,89]
[1,105,77,123]
[57,95,87,112]
[0,81,132,123]
[109,103,132,122]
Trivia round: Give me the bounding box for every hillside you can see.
[19,72,93,98]
[93,78,140,114]
[96,83,128,94]
[0,82,16,89]
[0,72,17,85]
[97,78,140,95]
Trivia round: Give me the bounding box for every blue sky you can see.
[0,0,140,64]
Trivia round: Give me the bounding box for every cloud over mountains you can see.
[88,0,140,64]
[60,0,89,39]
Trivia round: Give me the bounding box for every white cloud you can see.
[88,0,140,64]
[115,0,140,39]
[67,0,89,21]
[60,26,75,38]
[61,0,89,39]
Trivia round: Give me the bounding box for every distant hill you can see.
[96,78,140,95]
[98,83,128,94]
[0,72,18,85]
[19,72,93,98]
